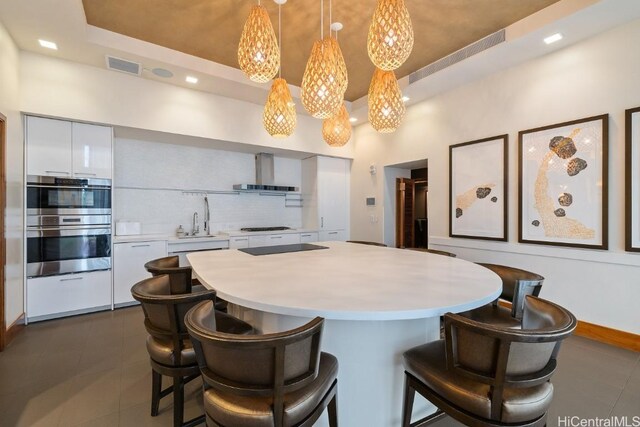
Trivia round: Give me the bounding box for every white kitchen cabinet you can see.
[113,241,167,306]
[302,156,350,240]
[229,236,250,249]
[72,122,113,179]
[168,239,229,266]
[27,270,112,321]
[319,230,347,241]
[249,233,300,248]
[26,116,73,177]
[26,115,112,179]
[299,232,319,243]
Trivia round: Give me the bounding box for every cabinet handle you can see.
[321,217,324,228]
[75,172,97,176]
[60,277,83,282]
[132,244,151,248]
[235,238,248,241]
[328,232,338,235]
[45,170,70,175]
[270,236,282,239]
[301,234,311,237]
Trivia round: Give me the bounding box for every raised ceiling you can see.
[82,0,559,101]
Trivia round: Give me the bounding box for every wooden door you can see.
[396,178,415,248]
[0,113,6,350]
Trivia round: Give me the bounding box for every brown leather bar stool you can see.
[145,255,228,312]
[402,296,576,427]
[132,275,253,427]
[347,240,388,247]
[185,301,339,427]
[459,263,544,328]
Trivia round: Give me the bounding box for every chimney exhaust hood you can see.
[233,153,299,192]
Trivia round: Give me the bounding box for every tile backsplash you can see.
[114,138,302,235]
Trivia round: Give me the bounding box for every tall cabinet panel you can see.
[26,116,112,179]
[72,122,113,179]
[26,116,73,177]
[302,156,350,240]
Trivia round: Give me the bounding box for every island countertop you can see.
[188,241,501,321]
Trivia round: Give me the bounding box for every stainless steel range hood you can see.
[233,153,299,192]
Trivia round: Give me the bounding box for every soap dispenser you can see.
[176,225,185,237]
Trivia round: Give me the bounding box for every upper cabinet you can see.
[72,122,113,179]
[302,156,350,239]
[26,116,112,179]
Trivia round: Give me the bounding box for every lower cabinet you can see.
[229,236,250,249]
[299,232,319,243]
[113,240,167,306]
[319,230,347,241]
[249,233,301,248]
[27,270,112,322]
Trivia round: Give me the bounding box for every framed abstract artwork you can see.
[626,107,640,252]
[519,115,608,249]
[449,135,508,241]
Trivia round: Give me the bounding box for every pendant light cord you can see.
[320,0,324,39]
[278,4,282,78]
[329,0,332,37]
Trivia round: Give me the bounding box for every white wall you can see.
[114,138,302,234]
[18,52,354,159]
[0,21,24,329]
[351,19,640,334]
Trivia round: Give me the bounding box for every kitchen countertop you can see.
[188,241,501,320]
[113,229,319,243]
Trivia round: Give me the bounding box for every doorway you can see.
[396,166,428,249]
[0,113,6,350]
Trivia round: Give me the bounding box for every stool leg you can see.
[151,369,162,416]
[173,376,185,427]
[328,393,338,427]
[402,374,416,427]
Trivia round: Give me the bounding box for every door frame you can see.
[0,113,6,350]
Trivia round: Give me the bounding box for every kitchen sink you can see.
[177,234,219,239]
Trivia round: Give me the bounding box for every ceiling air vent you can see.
[409,29,505,84]
[105,55,142,76]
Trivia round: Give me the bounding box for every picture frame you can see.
[518,114,608,249]
[626,107,640,252]
[449,134,508,241]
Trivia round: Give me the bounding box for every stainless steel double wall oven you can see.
[26,175,112,277]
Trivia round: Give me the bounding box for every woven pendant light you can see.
[264,78,296,138]
[238,4,280,83]
[328,36,348,95]
[301,37,343,119]
[322,104,352,147]
[367,0,414,71]
[368,68,405,133]
[263,2,296,138]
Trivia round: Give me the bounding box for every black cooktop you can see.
[240,226,291,232]
[239,243,328,256]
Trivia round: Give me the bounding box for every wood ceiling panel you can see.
[82,0,559,101]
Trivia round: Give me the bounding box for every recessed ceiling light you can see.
[38,39,57,50]
[152,68,173,78]
[185,76,198,84]
[544,33,563,45]
[349,117,357,123]
[402,96,410,102]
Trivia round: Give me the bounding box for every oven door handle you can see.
[26,227,112,238]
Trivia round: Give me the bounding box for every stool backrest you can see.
[444,295,576,420]
[131,275,217,364]
[144,255,193,294]
[478,263,544,319]
[186,301,323,424]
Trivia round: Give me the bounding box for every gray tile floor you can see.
[0,307,638,427]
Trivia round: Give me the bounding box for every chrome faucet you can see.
[192,212,199,236]
[204,195,211,235]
